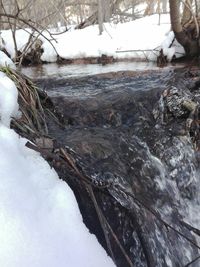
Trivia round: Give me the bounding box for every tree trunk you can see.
[169,0,199,57]
[78,0,83,23]
[144,0,156,15]
[181,0,193,26]
[98,0,103,35]
[161,0,167,13]
[76,0,123,30]
[103,0,110,22]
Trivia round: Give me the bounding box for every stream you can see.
[22,62,200,267]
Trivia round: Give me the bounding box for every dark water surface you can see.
[22,62,200,267]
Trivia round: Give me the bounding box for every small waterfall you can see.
[34,66,200,267]
[106,134,200,266]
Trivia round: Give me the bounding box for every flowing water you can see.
[22,62,200,267]
[21,61,185,80]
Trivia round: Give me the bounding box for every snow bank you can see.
[0,71,116,267]
[42,14,175,62]
[0,71,20,126]
[1,29,31,59]
[0,51,16,69]
[40,14,185,62]
[1,14,184,63]
[161,31,185,61]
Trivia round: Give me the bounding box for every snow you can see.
[0,14,185,63]
[0,71,20,126]
[41,41,58,63]
[0,51,16,69]
[1,29,31,59]
[161,31,185,61]
[134,3,147,14]
[0,70,116,267]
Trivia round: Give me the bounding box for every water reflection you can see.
[21,61,184,80]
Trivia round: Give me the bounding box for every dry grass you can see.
[0,66,48,138]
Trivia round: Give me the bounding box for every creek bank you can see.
[13,67,200,267]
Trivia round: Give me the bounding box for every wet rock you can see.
[156,86,197,120]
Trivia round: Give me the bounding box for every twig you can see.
[87,185,117,265]
[24,140,200,267]
[181,220,200,237]
[115,184,200,250]
[52,147,200,255]
[184,255,200,267]
[24,142,132,265]
[18,30,35,66]
[26,141,55,159]
[0,0,18,61]
[49,0,68,27]
[180,221,200,266]
[116,49,160,53]
[0,13,59,56]
[59,148,109,189]
[116,48,160,60]
[88,184,134,267]
[181,0,199,38]
[54,149,200,264]
[104,212,135,267]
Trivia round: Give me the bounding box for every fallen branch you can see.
[25,140,134,266]
[116,48,160,61]
[184,255,200,267]
[181,220,200,236]
[88,185,134,267]
[87,185,117,265]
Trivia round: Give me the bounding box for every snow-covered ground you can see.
[0,69,116,267]
[0,14,185,65]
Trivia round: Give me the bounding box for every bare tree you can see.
[98,0,103,34]
[181,0,193,25]
[0,0,61,65]
[144,0,157,15]
[161,0,168,13]
[169,0,199,57]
